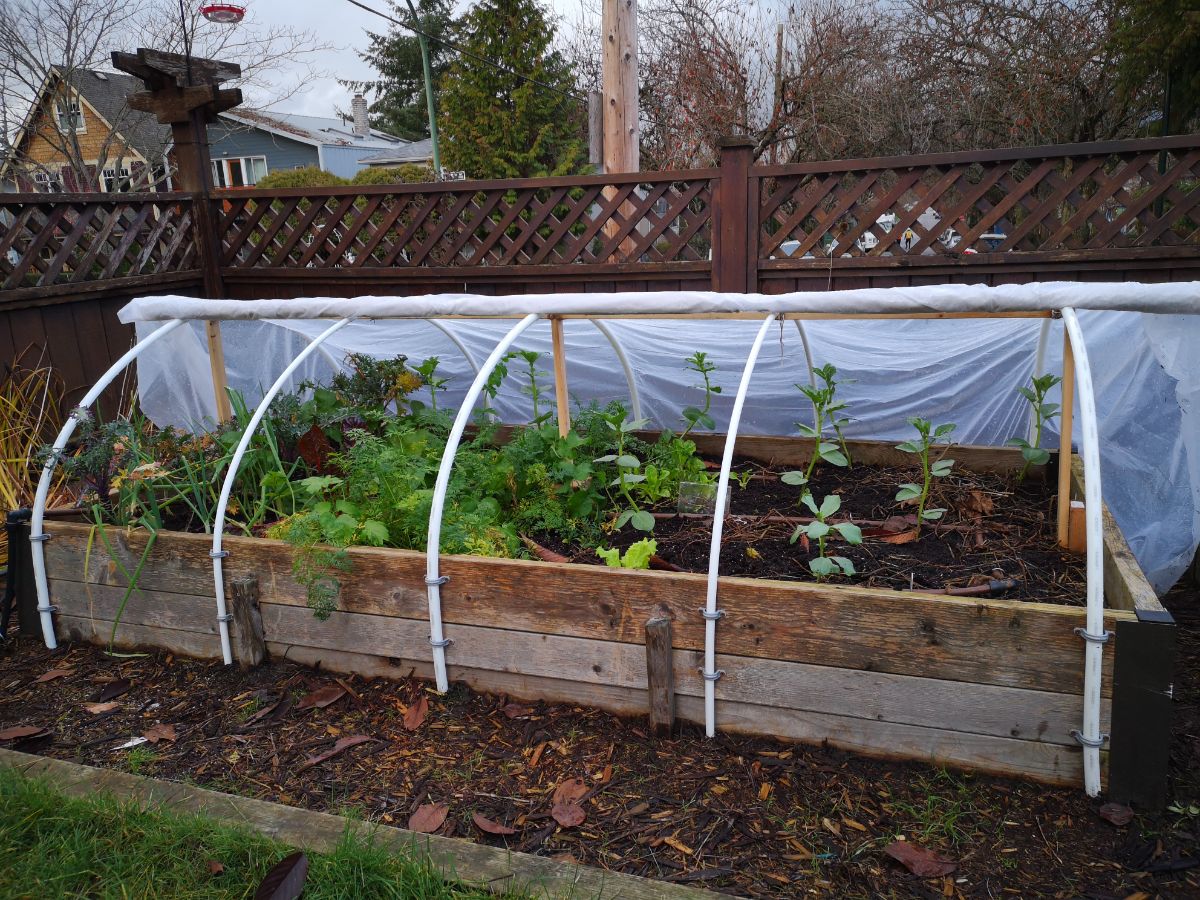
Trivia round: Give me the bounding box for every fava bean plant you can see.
[1007,373,1062,480]
[789,493,862,579]
[895,417,956,534]
[780,362,851,496]
[679,351,721,438]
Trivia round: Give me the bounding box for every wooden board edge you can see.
[1069,457,1162,615]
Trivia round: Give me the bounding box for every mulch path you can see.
[3,583,1200,899]
[542,461,1087,604]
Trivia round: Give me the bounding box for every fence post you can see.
[713,136,757,294]
[112,49,242,423]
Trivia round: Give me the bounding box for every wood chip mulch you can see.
[2,584,1199,899]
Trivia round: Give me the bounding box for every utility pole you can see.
[601,0,638,175]
[402,0,442,178]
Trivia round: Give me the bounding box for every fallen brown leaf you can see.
[83,701,120,715]
[36,668,73,683]
[961,490,995,518]
[472,812,516,835]
[501,702,534,719]
[296,685,346,711]
[295,734,373,772]
[0,725,48,741]
[403,695,428,731]
[409,803,449,833]
[143,723,177,743]
[552,777,588,805]
[254,850,308,900]
[551,801,586,828]
[1098,802,1135,827]
[884,840,957,877]
[207,860,225,875]
[94,677,132,703]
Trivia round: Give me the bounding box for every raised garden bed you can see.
[35,433,1172,803]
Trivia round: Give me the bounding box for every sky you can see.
[247,0,598,118]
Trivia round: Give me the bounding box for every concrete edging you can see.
[0,749,725,899]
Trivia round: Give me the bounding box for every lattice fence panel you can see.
[759,148,1200,260]
[218,179,714,269]
[0,197,196,291]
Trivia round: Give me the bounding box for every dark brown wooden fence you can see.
[3,133,1198,401]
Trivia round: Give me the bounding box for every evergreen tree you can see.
[346,0,459,140]
[1111,0,1200,133]
[437,0,585,178]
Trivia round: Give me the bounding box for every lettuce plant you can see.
[895,417,956,534]
[596,538,657,569]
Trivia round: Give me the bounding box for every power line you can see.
[342,0,587,104]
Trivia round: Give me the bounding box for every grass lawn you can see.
[0,766,501,899]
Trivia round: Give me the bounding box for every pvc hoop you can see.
[701,313,779,737]
[210,317,355,665]
[426,314,541,692]
[29,319,186,650]
[1061,308,1105,797]
[588,319,643,421]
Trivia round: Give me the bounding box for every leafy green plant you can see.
[780,366,851,494]
[504,350,550,423]
[1007,373,1062,479]
[413,357,449,411]
[731,470,754,490]
[789,493,861,579]
[593,406,654,532]
[895,417,956,533]
[679,351,721,438]
[596,538,657,569]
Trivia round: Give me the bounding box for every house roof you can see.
[220,109,407,151]
[56,66,172,161]
[358,138,434,166]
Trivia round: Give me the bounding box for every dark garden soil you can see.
[3,582,1200,899]
[541,459,1088,605]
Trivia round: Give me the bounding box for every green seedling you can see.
[895,416,956,534]
[790,493,861,579]
[780,364,851,493]
[596,538,658,569]
[505,350,550,423]
[413,356,448,411]
[731,469,754,489]
[679,351,721,438]
[594,408,654,532]
[1007,373,1062,480]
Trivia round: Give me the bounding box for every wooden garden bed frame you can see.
[36,435,1175,810]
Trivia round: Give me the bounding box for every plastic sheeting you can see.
[132,309,1200,595]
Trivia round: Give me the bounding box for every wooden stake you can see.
[229,575,266,669]
[645,608,674,737]
[1057,328,1076,546]
[550,316,570,437]
[206,320,232,423]
[1066,500,1087,553]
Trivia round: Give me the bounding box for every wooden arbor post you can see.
[713,137,757,294]
[112,48,243,423]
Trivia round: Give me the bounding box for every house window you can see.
[33,169,64,193]
[211,156,268,188]
[101,166,132,192]
[55,98,85,133]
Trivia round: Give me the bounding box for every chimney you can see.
[351,93,369,137]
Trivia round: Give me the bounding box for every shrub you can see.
[351,164,435,185]
[254,167,348,189]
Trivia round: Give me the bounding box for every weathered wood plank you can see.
[56,614,223,659]
[1069,458,1162,614]
[264,638,1087,785]
[45,522,1127,695]
[49,579,217,634]
[230,576,266,669]
[645,612,674,737]
[0,750,718,900]
[259,603,1104,745]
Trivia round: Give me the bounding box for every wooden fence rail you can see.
[2,133,1198,396]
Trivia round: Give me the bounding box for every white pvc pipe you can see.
[1061,308,1105,797]
[426,314,541,691]
[701,313,779,737]
[793,319,818,390]
[588,319,643,421]
[29,319,186,650]
[429,319,481,375]
[1028,317,1051,442]
[210,317,355,665]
